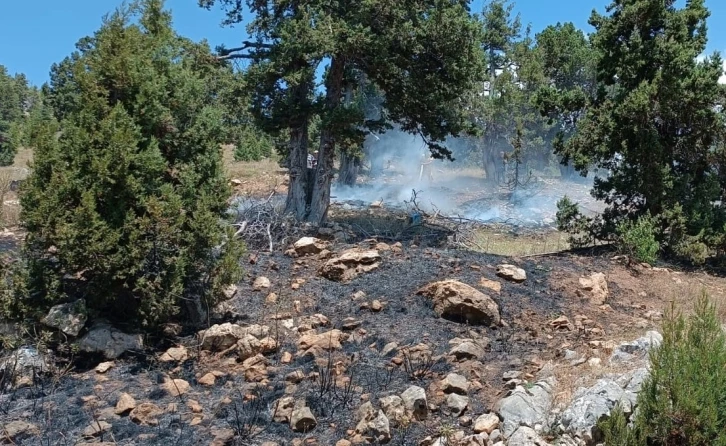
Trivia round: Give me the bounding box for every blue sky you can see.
[2,0,725,86]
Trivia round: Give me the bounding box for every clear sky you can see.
[2,0,725,87]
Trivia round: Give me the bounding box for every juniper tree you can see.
[201,0,485,224]
[19,0,244,327]
[0,66,33,165]
[554,0,726,258]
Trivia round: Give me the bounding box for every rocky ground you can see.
[1,224,724,446]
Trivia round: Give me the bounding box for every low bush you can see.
[600,291,726,445]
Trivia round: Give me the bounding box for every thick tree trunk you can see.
[337,150,360,187]
[285,124,309,219]
[308,57,346,224]
[482,137,498,184]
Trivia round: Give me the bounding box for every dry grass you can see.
[222,145,288,197]
[467,226,570,256]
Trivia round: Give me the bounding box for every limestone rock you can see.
[441,373,470,395]
[290,404,317,432]
[496,264,526,283]
[115,393,137,415]
[495,378,555,437]
[293,237,328,256]
[253,276,272,290]
[198,372,217,387]
[162,378,190,397]
[479,278,502,293]
[401,385,428,420]
[579,273,609,305]
[446,393,469,416]
[356,402,391,443]
[379,395,406,426]
[83,420,112,438]
[416,280,501,326]
[3,420,39,442]
[507,426,550,446]
[77,322,143,359]
[198,323,269,352]
[319,249,381,282]
[273,396,296,423]
[95,361,115,374]
[41,299,87,336]
[609,331,662,364]
[449,340,486,360]
[473,413,499,434]
[129,403,164,426]
[160,345,188,362]
[298,329,347,351]
[0,346,49,388]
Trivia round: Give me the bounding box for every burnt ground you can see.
[2,234,725,446]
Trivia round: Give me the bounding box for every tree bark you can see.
[284,123,309,219]
[337,150,360,187]
[308,56,346,224]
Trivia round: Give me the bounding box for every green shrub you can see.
[233,127,274,162]
[556,196,598,248]
[600,292,726,445]
[616,214,659,264]
[18,1,244,328]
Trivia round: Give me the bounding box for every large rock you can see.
[290,404,317,432]
[41,299,87,336]
[579,273,609,305]
[197,323,269,352]
[609,330,662,364]
[401,385,428,420]
[0,346,49,388]
[559,378,639,444]
[355,402,391,443]
[473,413,499,434]
[129,403,164,426]
[319,249,381,282]
[380,395,406,426]
[416,280,501,326]
[496,264,526,283]
[293,237,328,256]
[449,340,486,361]
[446,394,469,416]
[298,329,348,351]
[77,323,143,359]
[495,378,555,437]
[507,427,550,446]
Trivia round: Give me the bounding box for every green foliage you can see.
[19,0,244,328]
[616,214,660,264]
[600,292,726,445]
[553,0,726,261]
[0,67,39,165]
[555,196,599,248]
[233,126,274,162]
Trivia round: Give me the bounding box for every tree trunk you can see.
[338,150,360,186]
[285,124,309,219]
[308,57,346,224]
[482,136,498,184]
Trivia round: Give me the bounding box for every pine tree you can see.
[19,0,244,327]
[0,66,31,165]
[202,0,485,224]
[555,0,726,257]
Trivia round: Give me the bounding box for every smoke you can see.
[331,127,601,227]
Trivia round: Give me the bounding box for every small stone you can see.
[496,264,526,283]
[115,393,137,415]
[446,393,469,416]
[479,278,502,293]
[253,276,271,290]
[160,345,188,362]
[95,361,115,374]
[82,420,112,438]
[473,413,499,434]
[198,373,216,386]
[370,300,383,312]
[129,403,164,426]
[449,341,485,360]
[281,351,293,363]
[381,342,398,357]
[41,299,88,336]
[379,395,406,425]
[588,357,602,368]
[162,378,190,397]
[266,292,278,304]
[502,370,522,380]
[440,373,469,395]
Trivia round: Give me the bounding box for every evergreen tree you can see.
[19,0,243,327]
[202,0,485,224]
[0,66,32,165]
[555,0,726,258]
